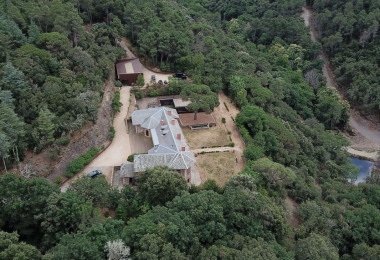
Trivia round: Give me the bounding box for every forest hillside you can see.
[1,0,380,259]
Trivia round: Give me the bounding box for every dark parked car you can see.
[173,72,187,80]
[88,169,102,178]
[158,80,163,85]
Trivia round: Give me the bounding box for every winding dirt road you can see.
[301,7,380,160]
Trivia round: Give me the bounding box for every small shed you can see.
[115,58,144,85]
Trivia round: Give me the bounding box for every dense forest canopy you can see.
[0,0,124,168]
[310,0,380,112]
[1,0,380,259]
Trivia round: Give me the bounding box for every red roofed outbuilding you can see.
[115,58,144,85]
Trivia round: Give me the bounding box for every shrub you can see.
[222,117,226,124]
[115,80,122,88]
[112,91,122,112]
[109,126,115,140]
[64,147,100,177]
[127,153,139,162]
[55,176,63,185]
[147,89,160,97]
[55,136,70,146]
[135,74,145,87]
[135,90,144,99]
[228,142,235,147]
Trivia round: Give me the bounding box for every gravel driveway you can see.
[61,87,132,191]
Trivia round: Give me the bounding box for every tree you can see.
[136,166,187,206]
[352,243,380,260]
[0,88,15,108]
[243,144,264,161]
[166,190,227,245]
[104,240,131,260]
[315,87,350,129]
[0,231,42,260]
[180,84,219,120]
[0,131,10,171]
[0,174,59,243]
[0,33,12,62]
[27,21,40,44]
[0,104,25,163]
[236,105,269,137]
[200,179,223,194]
[38,191,100,248]
[135,74,145,87]
[135,234,187,260]
[304,69,321,93]
[228,76,245,104]
[33,106,57,150]
[0,13,27,46]
[251,158,296,185]
[223,185,287,240]
[224,174,257,192]
[197,236,280,260]
[295,233,339,260]
[68,175,117,207]
[1,61,28,92]
[46,232,103,260]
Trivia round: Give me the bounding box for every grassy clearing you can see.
[182,124,230,149]
[196,152,236,187]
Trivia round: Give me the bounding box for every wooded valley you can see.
[1,0,380,259]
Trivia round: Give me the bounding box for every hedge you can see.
[64,147,100,178]
[112,91,122,112]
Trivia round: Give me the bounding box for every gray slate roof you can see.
[120,163,137,178]
[131,107,179,128]
[133,152,195,172]
[130,106,195,172]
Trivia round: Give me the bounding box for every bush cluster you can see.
[109,126,115,140]
[127,153,143,162]
[64,147,100,178]
[112,91,122,112]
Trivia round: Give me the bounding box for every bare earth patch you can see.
[196,152,237,187]
[182,124,230,149]
[284,197,300,229]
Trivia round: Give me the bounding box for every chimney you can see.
[167,110,172,116]
[182,146,186,151]
[171,119,175,125]
[161,120,165,125]
[177,133,181,140]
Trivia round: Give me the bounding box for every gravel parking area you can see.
[142,66,171,87]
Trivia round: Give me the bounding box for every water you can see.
[350,157,374,184]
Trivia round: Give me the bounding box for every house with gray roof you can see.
[122,107,196,184]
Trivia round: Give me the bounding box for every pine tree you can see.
[27,20,40,43]
[1,62,28,92]
[35,107,57,146]
[0,132,10,172]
